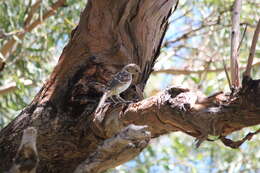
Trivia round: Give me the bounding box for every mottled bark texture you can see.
[0,0,260,172]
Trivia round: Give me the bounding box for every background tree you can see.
[0,0,260,172]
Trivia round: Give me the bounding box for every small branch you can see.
[0,81,34,95]
[152,61,260,75]
[0,59,5,71]
[164,8,232,48]
[8,127,39,173]
[244,19,260,77]
[237,23,247,52]
[169,8,192,24]
[164,21,219,47]
[74,124,151,173]
[220,129,260,149]
[24,0,66,34]
[223,59,232,90]
[230,0,242,87]
[198,59,212,89]
[24,0,42,27]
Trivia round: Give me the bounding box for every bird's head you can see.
[123,63,141,74]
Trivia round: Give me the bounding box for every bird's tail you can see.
[95,91,109,114]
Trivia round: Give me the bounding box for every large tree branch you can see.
[92,83,260,148]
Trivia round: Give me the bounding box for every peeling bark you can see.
[0,0,260,172]
[8,127,38,173]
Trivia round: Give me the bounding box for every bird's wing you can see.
[106,70,131,90]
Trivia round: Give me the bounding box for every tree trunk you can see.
[1,0,260,173]
[0,0,176,172]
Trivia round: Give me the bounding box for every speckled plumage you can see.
[95,64,141,113]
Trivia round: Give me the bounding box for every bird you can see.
[95,63,141,114]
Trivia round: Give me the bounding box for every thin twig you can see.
[152,61,260,75]
[237,24,247,52]
[164,20,219,47]
[244,19,260,77]
[169,9,192,24]
[223,59,232,90]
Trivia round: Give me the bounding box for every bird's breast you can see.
[112,79,132,95]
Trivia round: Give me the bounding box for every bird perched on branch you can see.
[95,64,141,114]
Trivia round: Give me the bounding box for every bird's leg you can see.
[116,95,131,103]
[110,96,118,104]
[116,95,125,102]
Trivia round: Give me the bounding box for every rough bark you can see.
[0,0,260,173]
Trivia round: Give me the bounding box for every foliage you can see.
[0,0,259,172]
